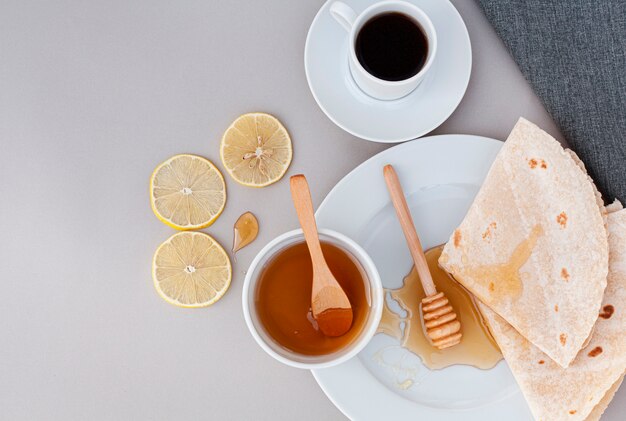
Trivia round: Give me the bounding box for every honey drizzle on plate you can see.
[377,245,502,370]
[378,301,404,341]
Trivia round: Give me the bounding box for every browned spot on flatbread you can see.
[560,333,567,346]
[588,346,603,357]
[453,230,462,248]
[556,212,568,228]
[488,282,495,292]
[529,158,538,169]
[569,410,577,415]
[561,268,570,281]
[540,160,547,169]
[554,305,559,312]
[482,222,497,241]
[599,305,614,319]
[538,360,545,364]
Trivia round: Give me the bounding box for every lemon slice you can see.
[220,112,292,187]
[152,231,232,308]
[150,154,226,230]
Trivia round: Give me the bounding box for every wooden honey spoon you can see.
[290,174,353,337]
[383,165,462,349]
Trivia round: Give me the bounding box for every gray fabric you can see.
[476,0,626,203]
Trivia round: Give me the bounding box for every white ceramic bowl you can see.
[242,229,383,369]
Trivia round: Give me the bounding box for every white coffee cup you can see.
[330,0,437,101]
[242,228,383,369]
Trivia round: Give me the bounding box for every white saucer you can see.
[304,0,472,143]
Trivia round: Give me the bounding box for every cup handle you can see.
[330,1,357,32]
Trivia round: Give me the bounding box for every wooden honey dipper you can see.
[383,165,462,349]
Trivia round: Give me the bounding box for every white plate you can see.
[312,135,533,420]
[304,0,471,143]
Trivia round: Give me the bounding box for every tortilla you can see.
[479,206,626,421]
[440,118,609,368]
[585,374,624,421]
[566,150,607,225]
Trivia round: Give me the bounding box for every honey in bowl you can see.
[255,241,371,355]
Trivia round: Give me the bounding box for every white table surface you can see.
[1,0,623,419]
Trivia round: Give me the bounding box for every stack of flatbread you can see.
[440,118,626,420]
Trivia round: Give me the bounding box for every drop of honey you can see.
[377,245,502,370]
[232,212,259,253]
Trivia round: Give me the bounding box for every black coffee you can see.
[355,12,428,82]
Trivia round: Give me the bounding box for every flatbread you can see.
[440,118,609,367]
[479,207,626,421]
[585,201,625,421]
[606,200,623,214]
[567,149,608,229]
[585,374,624,421]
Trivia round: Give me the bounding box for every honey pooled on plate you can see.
[255,241,371,355]
[378,245,502,370]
